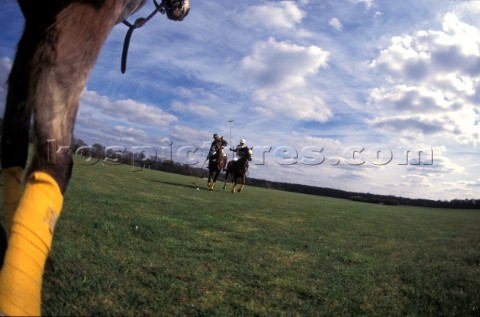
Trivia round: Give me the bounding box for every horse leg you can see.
[210,170,219,191]
[231,174,237,193]
[0,8,35,275]
[0,3,123,315]
[238,174,246,192]
[0,1,35,263]
[223,168,229,190]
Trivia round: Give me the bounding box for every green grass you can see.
[1,158,479,316]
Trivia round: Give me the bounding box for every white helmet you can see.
[240,139,245,144]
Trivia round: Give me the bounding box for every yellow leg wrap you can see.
[2,167,24,238]
[0,172,63,316]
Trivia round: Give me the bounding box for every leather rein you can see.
[121,0,187,73]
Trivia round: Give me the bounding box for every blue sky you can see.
[1,0,479,200]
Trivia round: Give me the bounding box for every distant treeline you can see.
[151,160,479,209]
[76,138,476,210]
[244,178,480,209]
[63,139,480,210]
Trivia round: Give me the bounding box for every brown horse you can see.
[223,147,253,193]
[207,142,226,191]
[0,1,189,315]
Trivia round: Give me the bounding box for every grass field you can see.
[1,158,479,316]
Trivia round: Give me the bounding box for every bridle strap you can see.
[121,0,179,73]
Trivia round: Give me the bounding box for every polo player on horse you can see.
[206,133,227,190]
[230,138,248,163]
[208,133,228,170]
[224,139,253,193]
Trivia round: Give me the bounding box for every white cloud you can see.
[101,125,148,146]
[463,179,480,188]
[113,125,147,138]
[372,17,480,81]
[350,0,375,10]
[241,37,329,91]
[169,124,213,148]
[171,101,217,117]
[241,2,304,30]
[368,13,480,144]
[369,115,447,137]
[81,90,177,127]
[240,37,330,122]
[329,17,343,31]
[397,151,467,195]
[73,90,178,146]
[369,85,457,113]
[253,91,332,123]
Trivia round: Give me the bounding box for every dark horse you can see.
[207,143,226,191]
[223,147,253,193]
[0,1,189,315]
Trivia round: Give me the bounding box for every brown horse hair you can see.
[0,1,189,314]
